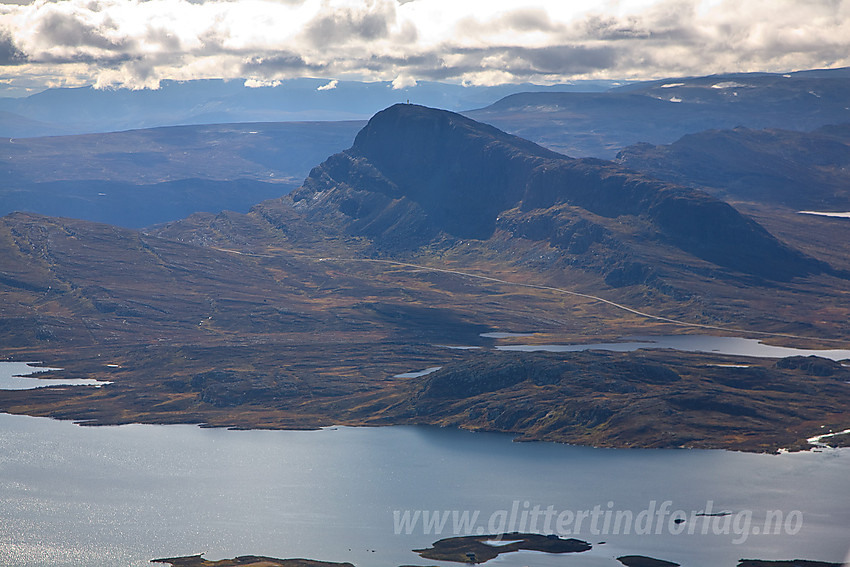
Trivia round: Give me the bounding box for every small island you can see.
[151,555,355,567]
[618,556,681,567]
[413,532,591,563]
[737,561,844,567]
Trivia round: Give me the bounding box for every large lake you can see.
[1,410,849,567]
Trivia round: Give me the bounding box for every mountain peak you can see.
[352,103,564,161]
[290,104,566,240]
[283,105,826,282]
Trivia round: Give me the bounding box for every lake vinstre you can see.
[0,403,848,567]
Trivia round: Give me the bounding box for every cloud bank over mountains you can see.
[1,0,849,91]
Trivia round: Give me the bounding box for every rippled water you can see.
[0,407,848,567]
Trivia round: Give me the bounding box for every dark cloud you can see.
[498,8,560,32]
[144,27,182,52]
[34,10,132,51]
[241,51,327,73]
[302,2,395,47]
[512,45,619,74]
[579,7,700,43]
[198,25,230,52]
[35,51,134,65]
[349,43,619,83]
[0,31,25,65]
[581,15,653,40]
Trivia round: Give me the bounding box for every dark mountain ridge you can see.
[290,104,564,240]
[616,123,850,210]
[278,104,824,282]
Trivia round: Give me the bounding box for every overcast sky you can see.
[0,0,848,92]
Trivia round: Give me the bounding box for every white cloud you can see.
[0,0,848,90]
[391,74,416,89]
[317,78,338,90]
[244,78,282,88]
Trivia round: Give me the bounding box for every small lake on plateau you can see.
[0,362,108,389]
[492,335,850,361]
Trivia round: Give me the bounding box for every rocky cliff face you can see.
[286,104,560,242]
[280,104,825,282]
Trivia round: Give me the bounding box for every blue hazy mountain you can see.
[466,67,850,158]
[0,78,615,138]
[0,121,364,228]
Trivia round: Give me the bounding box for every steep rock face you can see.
[283,104,824,281]
[288,104,562,241]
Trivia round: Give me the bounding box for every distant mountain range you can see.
[467,67,850,157]
[3,68,850,229]
[4,68,849,158]
[0,121,364,227]
[0,78,615,138]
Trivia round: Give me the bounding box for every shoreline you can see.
[2,347,850,454]
[1,408,849,456]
